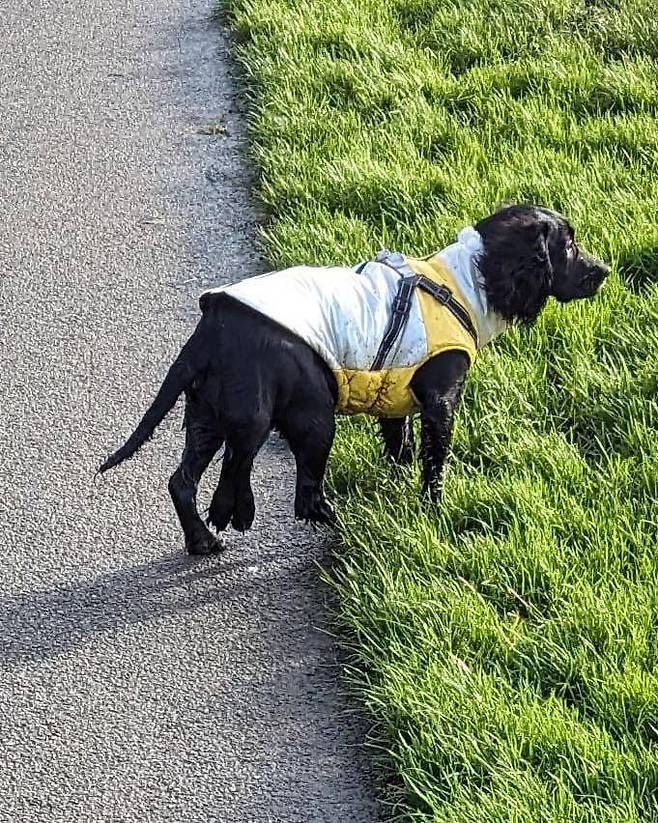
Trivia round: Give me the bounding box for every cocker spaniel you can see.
[99,204,609,554]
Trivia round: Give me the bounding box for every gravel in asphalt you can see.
[0,3,381,820]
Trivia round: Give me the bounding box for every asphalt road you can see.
[0,2,381,820]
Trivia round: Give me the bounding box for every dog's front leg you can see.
[378,417,415,465]
[418,397,459,503]
[410,351,470,504]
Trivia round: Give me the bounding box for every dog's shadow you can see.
[0,549,327,668]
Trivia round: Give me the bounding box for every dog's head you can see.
[473,204,609,324]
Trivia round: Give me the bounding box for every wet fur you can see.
[99,205,609,554]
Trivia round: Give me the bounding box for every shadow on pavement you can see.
[0,549,316,667]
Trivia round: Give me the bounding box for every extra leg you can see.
[378,416,415,465]
[280,402,336,527]
[168,395,224,555]
[410,351,470,504]
[207,414,270,533]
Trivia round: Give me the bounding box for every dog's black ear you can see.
[476,214,555,325]
[507,223,554,323]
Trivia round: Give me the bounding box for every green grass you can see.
[222,0,658,819]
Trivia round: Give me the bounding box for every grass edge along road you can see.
[222,0,658,819]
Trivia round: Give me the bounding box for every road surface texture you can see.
[0,2,382,821]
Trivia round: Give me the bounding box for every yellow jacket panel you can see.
[334,255,479,416]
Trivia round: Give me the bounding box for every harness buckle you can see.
[390,293,409,317]
[433,285,453,305]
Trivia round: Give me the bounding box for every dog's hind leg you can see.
[207,414,270,534]
[379,417,415,465]
[280,402,336,527]
[169,395,224,555]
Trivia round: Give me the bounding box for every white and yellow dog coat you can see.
[203,227,506,417]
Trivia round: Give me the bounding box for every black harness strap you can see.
[370,269,479,372]
[416,276,479,345]
[371,275,420,371]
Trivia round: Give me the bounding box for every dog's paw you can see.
[295,490,337,528]
[231,493,256,533]
[186,532,224,555]
[207,486,235,532]
[421,480,443,508]
[314,500,337,527]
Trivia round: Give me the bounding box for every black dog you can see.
[99,205,609,554]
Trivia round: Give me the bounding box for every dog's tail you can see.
[98,325,208,474]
